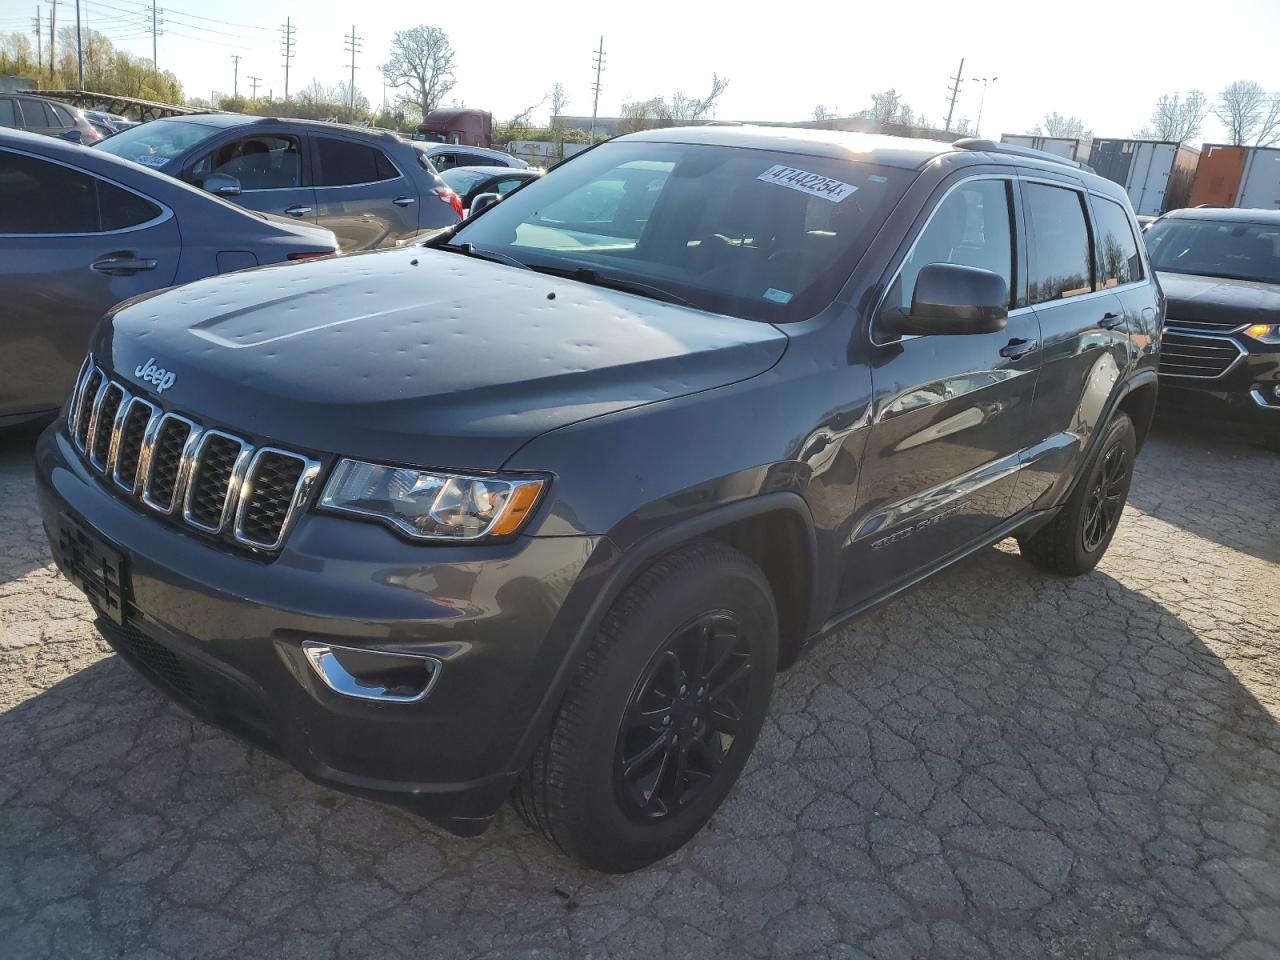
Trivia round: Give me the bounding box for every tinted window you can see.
[888,179,1014,314]
[315,138,398,186]
[461,153,499,168]
[193,135,302,190]
[453,140,913,323]
[0,99,14,127]
[1025,183,1093,304]
[51,104,75,127]
[98,118,215,167]
[0,150,97,233]
[19,99,52,127]
[98,179,161,231]
[1093,197,1142,287]
[1145,218,1280,284]
[431,152,459,171]
[494,176,529,196]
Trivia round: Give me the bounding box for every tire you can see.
[1018,412,1137,576]
[513,539,778,873]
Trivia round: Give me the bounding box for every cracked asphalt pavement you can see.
[1,420,1278,959]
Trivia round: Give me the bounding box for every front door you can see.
[839,175,1043,609]
[186,132,317,225]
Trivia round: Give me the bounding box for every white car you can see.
[412,142,529,172]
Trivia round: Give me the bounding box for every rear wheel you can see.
[514,540,777,873]
[1019,412,1137,576]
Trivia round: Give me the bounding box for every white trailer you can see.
[1088,139,1200,217]
[1237,147,1280,210]
[1000,135,1082,161]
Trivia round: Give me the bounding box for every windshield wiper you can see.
[433,241,530,271]
[534,266,697,308]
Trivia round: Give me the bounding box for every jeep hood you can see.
[94,247,787,468]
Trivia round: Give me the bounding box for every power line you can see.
[343,25,362,113]
[590,36,605,143]
[280,16,295,101]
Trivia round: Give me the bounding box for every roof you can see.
[1163,207,1280,224]
[144,113,403,141]
[443,165,539,177]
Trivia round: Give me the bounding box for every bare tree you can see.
[1256,95,1280,147]
[812,104,835,122]
[662,74,730,122]
[1214,80,1280,146]
[1035,112,1090,139]
[1137,90,1209,143]
[382,25,456,120]
[549,82,569,125]
[862,89,906,129]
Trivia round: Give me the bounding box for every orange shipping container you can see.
[1189,145,1247,207]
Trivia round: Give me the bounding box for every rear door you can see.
[310,135,417,250]
[186,131,317,224]
[0,148,179,419]
[17,98,57,136]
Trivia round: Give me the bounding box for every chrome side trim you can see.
[112,397,160,494]
[140,413,201,515]
[1250,389,1280,412]
[232,448,322,551]
[301,642,441,704]
[181,430,253,534]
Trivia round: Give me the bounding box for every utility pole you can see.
[973,76,998,138]
[248,75,261,99]
[150,0,160,73]
[343,25,362,114]
[32,7,41,75]
[48,0,56,83]
[231,54,241,98]
[589,36,605,143]
[944,57,964,133]
[280,17,296,101]
[74,0,84,89]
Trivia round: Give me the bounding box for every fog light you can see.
[1273,385,1280,400]
[302,642,440,703]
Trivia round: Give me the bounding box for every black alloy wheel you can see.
[1082,441,1129,552]
[614,611,752,821]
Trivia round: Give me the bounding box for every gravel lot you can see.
[1,420,1277,960]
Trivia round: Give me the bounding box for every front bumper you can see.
[1158,330,1280,434]
[36,423,605,835]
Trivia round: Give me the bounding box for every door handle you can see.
[999,337,1038,360]
[285,205,312,217]
[1099,312,1126,330]
[90,254,158,276]
[392,196,417,207]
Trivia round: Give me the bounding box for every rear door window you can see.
[18,99,52,127]
[1092,196,1143,287]
[192,135,304,190]
[314,138,399,187]
[1024,182,1094,303]
[0,99,15,127]
[0,150,99,233]
[431,152,459,171]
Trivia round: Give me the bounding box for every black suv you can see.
[96,114,462,250]
[36,127,1161,872]
[1144,207,1280,447]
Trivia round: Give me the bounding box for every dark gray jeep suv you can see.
[36,126,1162,872]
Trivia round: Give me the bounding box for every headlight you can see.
[320,459,547,541]
[1245,323,1280,344]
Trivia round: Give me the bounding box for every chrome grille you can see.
[66,358,320,552]
[1163,315,1246,332]
[1158,331,1246,379]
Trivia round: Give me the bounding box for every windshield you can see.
[1146,217,1280,285]
[96,118,215,168]
[449,140,912,322]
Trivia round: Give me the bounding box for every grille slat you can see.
[65,359,317,552]
[1158,331,1244,379]
[1164,316,1244,332]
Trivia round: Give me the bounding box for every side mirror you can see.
[469,192,501,217]
[880,262,1009,337]
[59,129,83,144]
[203,173,242,197]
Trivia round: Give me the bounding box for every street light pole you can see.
[974,76,998,138]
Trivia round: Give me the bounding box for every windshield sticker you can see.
[757,165,857,203]
[762,288,793,304]
[133,155,167,167]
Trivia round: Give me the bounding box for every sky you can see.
[3,0,1280,147]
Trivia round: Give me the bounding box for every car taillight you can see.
[434,187,464,220]
[288,250,336,261]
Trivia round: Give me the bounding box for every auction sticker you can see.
[757,165,856,203]
[134,155,168,167]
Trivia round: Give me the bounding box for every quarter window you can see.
[1092,196,1143,287]
[193,135,303,190]
[0,150,157,234]
[888,179,1014,314]
[315,138,399,187]
[1024,183,1093,304]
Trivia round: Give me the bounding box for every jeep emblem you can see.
[134,357,176,394]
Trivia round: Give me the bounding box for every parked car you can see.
[439,165,541,214]
[0,129,337,427]
[36,127,1160,872]
[1145,206,1280,447]
[413,141,529,171]
[85,109,139,135]
[0,93,101,144]
[96,114,462,250]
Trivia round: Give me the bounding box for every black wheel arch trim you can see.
[504,491,820,777]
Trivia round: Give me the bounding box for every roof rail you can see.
[952,137,1094,172]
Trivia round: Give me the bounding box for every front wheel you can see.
[1019,412,1137,576]
[514,540,778,873]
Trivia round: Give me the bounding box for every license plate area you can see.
[53,513,129,625]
